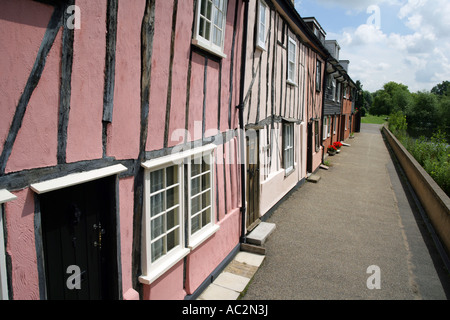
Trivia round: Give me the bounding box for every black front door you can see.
[40,176,118,300]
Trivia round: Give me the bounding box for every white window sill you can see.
[189,224,220,251]
[256,43,266,52]
[286,80,297,87]
[284,166,295,177]
[138,247,190,285]
[192,39,227,59]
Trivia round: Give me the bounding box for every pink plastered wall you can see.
[184,208,240,295]
[187,52,206,142]
[0,0,56,173]
[4,188,39,300]
[106,0,144,160]
[167,0,193,148]
[146,0,174,151]
[142,261,186,300]
[66,0,107,163]
[6,29,61,173]
[118,177,137,299]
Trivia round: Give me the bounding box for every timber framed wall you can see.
[242,0,326,220]
[0,0,244,300]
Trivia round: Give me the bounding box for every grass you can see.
[361,114,388,125]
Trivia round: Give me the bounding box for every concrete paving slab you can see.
[234,251,265,268]
[197,283,241,300]
[213,272,250,292]
[246,222,276,245]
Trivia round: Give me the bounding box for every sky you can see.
[294,0,450,93]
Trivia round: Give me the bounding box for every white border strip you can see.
[30,164,128,194]
[0,190,17,205]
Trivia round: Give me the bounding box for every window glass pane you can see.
[191,194,201,214]
[167,228,179,252]
[201,0,212,18]
[150,169,164,193]
[166,166,178,187]
[213,27,222,46]
[214,9,223,29]
[191,214,200,234]
[191,158,202,176]
[202,159,210,173]
[151,238,164,262]
[199,18,211,39]
[166,186,179,209]
[202,208,211,227]
[288,66,294,81]
[202,172,210,190]
[259,23,265,43]
[191,176,201,195]
[150,192,165,216]
[202,190,211,208]
[151,215,165,239]
[166,207,179,230]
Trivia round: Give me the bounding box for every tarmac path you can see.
[241,123,450,300]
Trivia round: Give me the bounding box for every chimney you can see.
[339,60,350,72]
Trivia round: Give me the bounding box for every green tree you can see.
[438,95,450,128]
[407,91,439,128]
[431,80,450,96]
[370,82,412,116]
[372,90,392,115]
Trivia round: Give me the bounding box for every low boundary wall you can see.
[382,126,450,257]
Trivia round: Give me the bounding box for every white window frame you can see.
[192,0,228,58]
[187,152,219,250]
[327,116,332,138]
[336,82,341,103]
[322,117,328,140]
[283,123,294,175]
[345,115,348,131]
[331,77,336,101]
[139,145,218,285]
[333,115,337,135]
[287,36,297,85]
[0,190,17,300]
[256,0,267,51]
[316,60,322,91]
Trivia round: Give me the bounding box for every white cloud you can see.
[331,0,450,92]
[312,0,402,12]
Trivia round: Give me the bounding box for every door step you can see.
[307,174,321,183]
[246,222,276,246]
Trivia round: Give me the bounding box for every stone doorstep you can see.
[246,222,276,246]
[197,252,265,300]
[306,174,321,183]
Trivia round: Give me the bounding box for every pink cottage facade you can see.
[0,0,245,300]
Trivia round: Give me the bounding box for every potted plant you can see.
[327,144,337,156]
[333,141,343,153]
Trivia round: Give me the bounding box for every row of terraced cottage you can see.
[0,0,359,300]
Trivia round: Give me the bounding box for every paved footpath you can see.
[242,123,450,300]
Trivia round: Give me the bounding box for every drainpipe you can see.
[321,55,330,165]
[237,0,249,244]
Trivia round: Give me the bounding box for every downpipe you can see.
[237,0,249,244]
